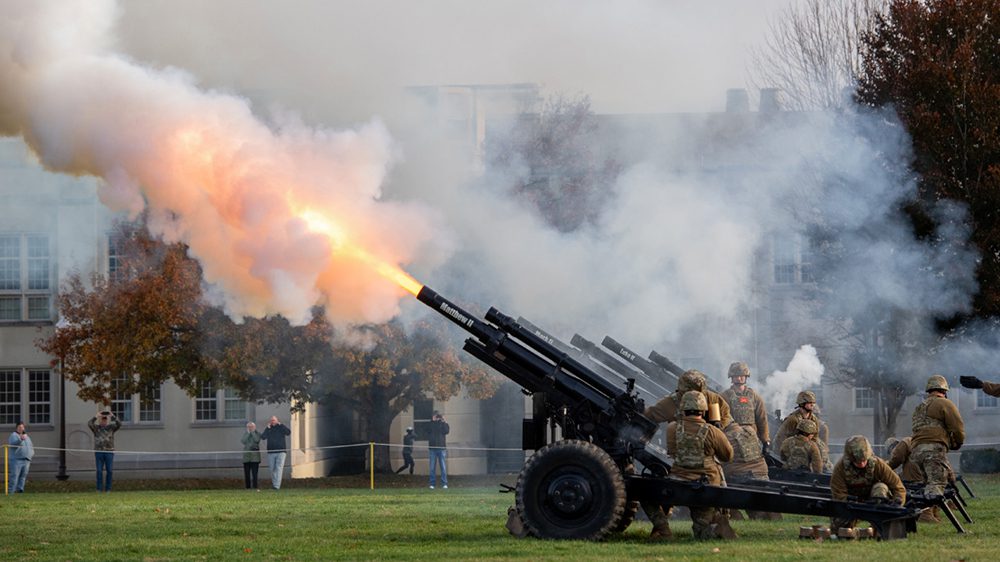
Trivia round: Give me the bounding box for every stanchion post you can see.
[3,444,8,495]
[370,442,375,490]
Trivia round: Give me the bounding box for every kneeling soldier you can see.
[780,418,823,473]
[830,435,906,535]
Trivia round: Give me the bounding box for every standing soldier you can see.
[780,419,823,473]
[664,391,737,540]
[886,436,940,523]
[830,435,906,536]
[720,362,769,481]
[773,391,831,472]
[959,375,1000,397]
[911,375,965,497]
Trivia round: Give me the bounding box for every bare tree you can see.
[749,0,887,110]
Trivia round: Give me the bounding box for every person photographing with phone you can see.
[7,421,33,493]
[88,409,121,492]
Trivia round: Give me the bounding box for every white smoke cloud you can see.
[0,0,446,332]
[758,345,825,415]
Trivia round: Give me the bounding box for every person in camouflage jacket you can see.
[830,435,905,535]
[780,418,823,473]
[88,410,121,492]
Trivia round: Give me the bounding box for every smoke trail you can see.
[0,0,445,331]
[758,345,824,415]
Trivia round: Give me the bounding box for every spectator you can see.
[7,421,34,493]
[241,421,262,491]
[396,427,415,475]
[260,415,291,490]
[427,411,449,489]
[87,410,121,492]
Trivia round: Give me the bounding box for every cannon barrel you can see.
[416,286,658,451]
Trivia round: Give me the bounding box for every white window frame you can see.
[854,387,875,410]
[0,368,52,426]
[110,374,163,425]
[0,233,53,322]
[193,380,252,424]
[976,391,998,410]
[772,233,817,285]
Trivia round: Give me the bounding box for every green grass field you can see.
[1,474,997,561]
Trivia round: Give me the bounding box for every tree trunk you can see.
[874,386,908,447]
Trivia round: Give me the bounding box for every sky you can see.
[113,0,793,117]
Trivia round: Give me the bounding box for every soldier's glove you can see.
[960,376,984,389]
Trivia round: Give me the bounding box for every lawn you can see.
[1,474,997,561]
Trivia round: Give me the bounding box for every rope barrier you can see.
[26,441,525,456]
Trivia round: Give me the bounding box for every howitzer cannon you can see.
[416,286,919,540]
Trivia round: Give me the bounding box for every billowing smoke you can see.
[0,0,984,400]
[758,345,824,416]
[0,0,446,333]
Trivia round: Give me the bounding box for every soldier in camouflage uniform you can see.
[830,435,906,534]
[720,362,769,479]
[719,362,775,519]
[886,436,944,523]
[645,370,733,428]
[773,391,832,472]
[665,391,737,540]
[641,370,732,540]
[911,375,964,497]
[959,375,1000,397]
[779,418,823,473]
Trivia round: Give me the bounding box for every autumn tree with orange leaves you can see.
[38,220,497,472]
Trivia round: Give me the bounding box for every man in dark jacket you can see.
[427,411,449,489]
[260,415,291,490]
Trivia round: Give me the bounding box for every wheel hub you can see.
[546,473,593,516]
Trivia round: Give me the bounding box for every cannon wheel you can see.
[611,464,639,533]
[515,439,626,540]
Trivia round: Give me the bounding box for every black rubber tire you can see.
[611,464,639,534]
[515,439,626,540]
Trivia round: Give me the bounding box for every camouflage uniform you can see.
[644,370,733,428]
[885,437,922,482]
[830,435,906,533]
[779,419,823,473]
[720,362,769,481]
[773,391,831,472]
[665,391,736,540]
[911,376,965,496]
[641,374,731,540]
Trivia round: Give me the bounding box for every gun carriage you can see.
[416,286,919,540]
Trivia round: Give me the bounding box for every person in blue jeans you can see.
[260,415,291,490]
[427,411,449,489]
[7,421,34,493]
[88,410,121,492]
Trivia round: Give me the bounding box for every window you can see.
[139,383,162,422]
[194,381,249,422]
[28,370,51,424]
[0,233,51,321]
[773,236,797,284]
[976,392,998,409]
[110,375,162,424]
[412,398,433,440]
[108,233,124,282]
[195,380,217,421]
[772,234,818,285]
[0,369,20,424]
[854,387,874,410]
[0,368,50,425]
